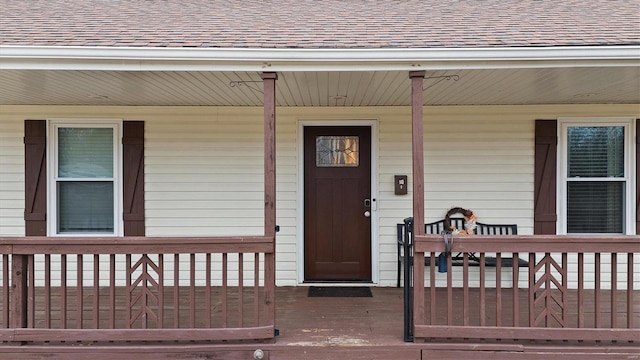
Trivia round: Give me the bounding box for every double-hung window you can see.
[559,118,634,234]
[48,120,122,236]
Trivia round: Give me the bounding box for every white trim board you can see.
[296,119,380,284]
[46,118,124,237]
[2,45,638,71]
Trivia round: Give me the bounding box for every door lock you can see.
[364,199,371,207]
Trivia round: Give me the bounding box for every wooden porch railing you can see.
[0,236,275,344]
[413,234,639,343]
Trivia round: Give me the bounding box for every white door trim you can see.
[297,119,379,284]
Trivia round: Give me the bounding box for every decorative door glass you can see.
[315,136,359,167]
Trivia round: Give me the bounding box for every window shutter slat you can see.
[123,121,145,236]
[534,120,557,234]
[24,120,47,236]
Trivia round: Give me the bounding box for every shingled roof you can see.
[1,0,639,49]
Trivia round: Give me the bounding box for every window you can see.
[559,118,634,234]
[315,136,359,167]
[48,120,122,235]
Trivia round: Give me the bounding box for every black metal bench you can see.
[396,217,525,288]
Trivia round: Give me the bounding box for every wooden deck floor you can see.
[2,286,639,359]
[276,287,405,346]
[270,287,640,359]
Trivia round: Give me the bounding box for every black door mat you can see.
[308,286,372,298]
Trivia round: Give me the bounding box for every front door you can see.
[304,126,372,281]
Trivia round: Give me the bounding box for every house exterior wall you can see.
[0,104,638,287]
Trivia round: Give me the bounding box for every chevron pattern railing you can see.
[0,236,275,344]
[412,234,639,343]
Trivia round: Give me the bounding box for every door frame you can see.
[297,119,379,284]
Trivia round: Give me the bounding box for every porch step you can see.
[1,343,636,360]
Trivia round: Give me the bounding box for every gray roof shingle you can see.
[1,0,638,48]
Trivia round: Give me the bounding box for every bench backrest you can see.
[425,217,517,235]
[397,217,518,248]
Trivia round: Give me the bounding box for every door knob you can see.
[364,211,371,218]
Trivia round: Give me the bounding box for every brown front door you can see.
[304,126,372,281]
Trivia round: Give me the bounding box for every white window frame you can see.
[557,117,635,235]
[47,119,123,236]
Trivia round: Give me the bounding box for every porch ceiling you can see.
[0,66,639,107]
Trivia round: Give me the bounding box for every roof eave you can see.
[1,45,639,71]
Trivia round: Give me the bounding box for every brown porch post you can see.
[261,72,277,330]
[409,70,426,330]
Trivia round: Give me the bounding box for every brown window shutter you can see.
[534,120,557,235]
[24,120,47,236]
[123,121,145,236]
[636,119,639,234]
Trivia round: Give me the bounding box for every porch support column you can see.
[261,71,277,331]
[409,70,426,330]
[262,72,278,239]
[410,71,426,235]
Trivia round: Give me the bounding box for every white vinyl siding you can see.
[0,119,24,236]
[379,107,534,287]
[145,113,266,236]
[0,104,638,288]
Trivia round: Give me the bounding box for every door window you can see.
[315,136,359,167]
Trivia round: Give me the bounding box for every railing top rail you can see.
[0,236,275,255]
[414,234,640,253]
